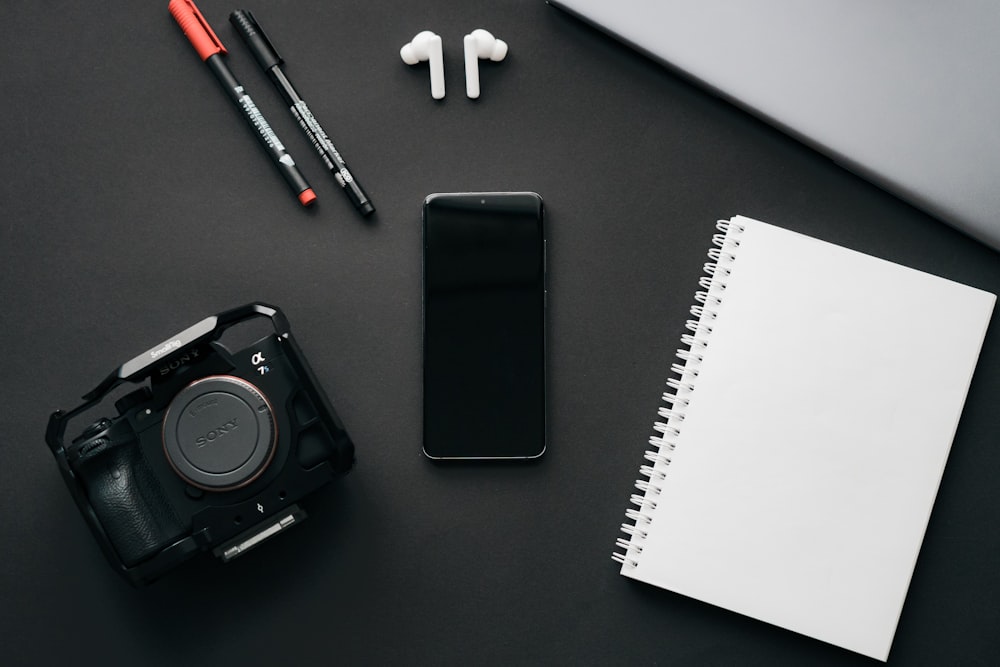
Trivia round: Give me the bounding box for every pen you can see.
[168,0,316,207]
[229,9,375,217]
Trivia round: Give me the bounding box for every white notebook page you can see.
[620,216,995,660]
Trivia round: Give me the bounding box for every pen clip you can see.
[168,0,227,61]
[230,9,283,71]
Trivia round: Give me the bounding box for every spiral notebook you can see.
[613,216,995,661]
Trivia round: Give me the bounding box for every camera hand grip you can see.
[73,444,184,567]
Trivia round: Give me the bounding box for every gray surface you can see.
[1,1,998,665]
[551,0,1000,250]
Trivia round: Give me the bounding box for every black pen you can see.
[230,9,375,217]
[168,0,316,206]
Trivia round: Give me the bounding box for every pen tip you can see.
[298,189,317,207]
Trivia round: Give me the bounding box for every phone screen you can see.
[422,192,545,459]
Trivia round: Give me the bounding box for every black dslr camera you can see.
[46,303,354,585]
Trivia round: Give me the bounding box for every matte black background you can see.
[1,1,998,664]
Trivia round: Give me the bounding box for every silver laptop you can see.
[550,0,1000,251]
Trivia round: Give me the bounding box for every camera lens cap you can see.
[162,375,277,491]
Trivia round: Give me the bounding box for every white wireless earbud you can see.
[464,29,508,99]
[400,31,445,99]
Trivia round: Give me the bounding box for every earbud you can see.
[400,31,445,99]
[464,29,508,99]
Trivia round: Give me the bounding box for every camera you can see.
[46,303,355,585]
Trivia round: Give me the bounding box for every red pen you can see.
[168,0,316,206]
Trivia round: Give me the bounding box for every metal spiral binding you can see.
[612,219,745,568]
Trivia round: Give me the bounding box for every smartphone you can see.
[422,192,546,460]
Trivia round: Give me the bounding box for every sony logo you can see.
[157,348,201,376]
[195,418,239,448]
[150,339,182,359]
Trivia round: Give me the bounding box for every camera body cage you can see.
[46,303,355,585]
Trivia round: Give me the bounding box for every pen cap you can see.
[168,0,226,61]
[230,10,283,70]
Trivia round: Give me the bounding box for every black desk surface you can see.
[2,1,998,664]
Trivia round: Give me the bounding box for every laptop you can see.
[549,0,1000,251]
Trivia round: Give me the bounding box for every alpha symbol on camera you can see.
[252,351,270,375]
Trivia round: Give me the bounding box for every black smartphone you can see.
[422,192,546,460]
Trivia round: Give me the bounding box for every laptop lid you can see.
[550,0,1000,250]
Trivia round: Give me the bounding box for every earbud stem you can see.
[464,34,480,99]
[428,34,445,99]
